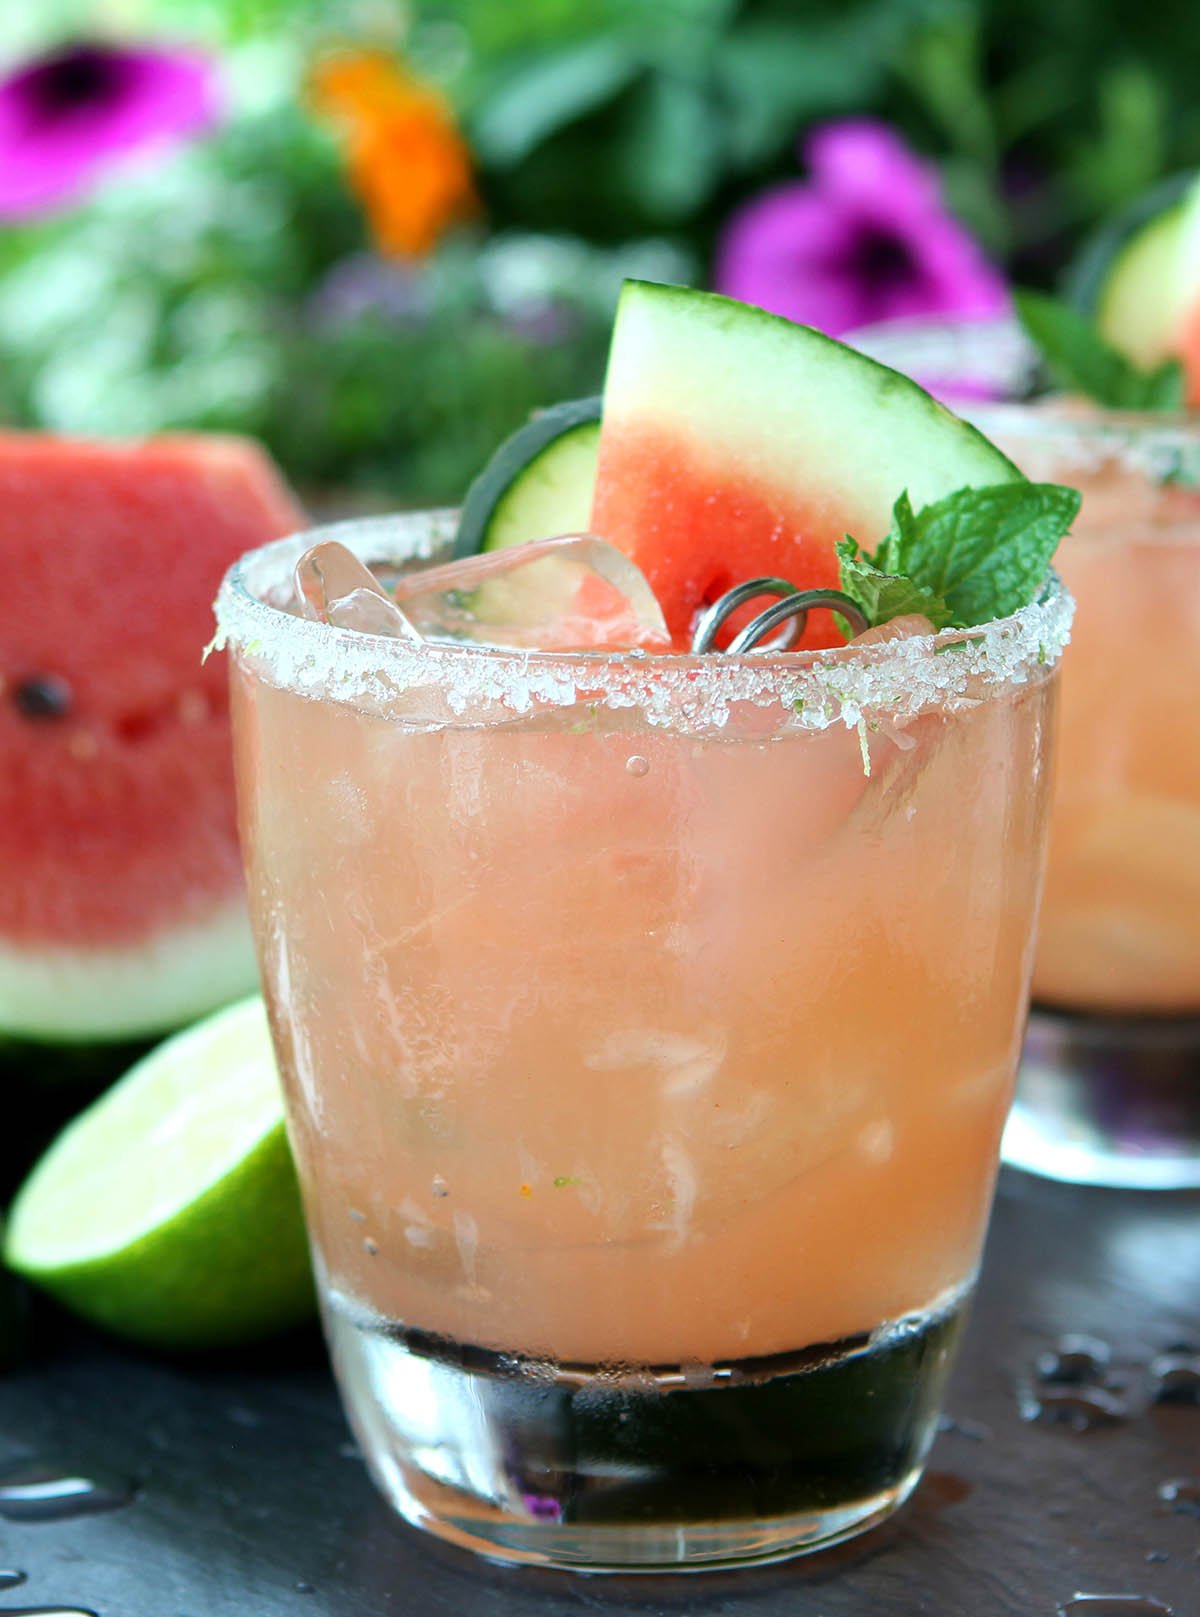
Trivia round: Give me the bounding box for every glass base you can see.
[323,1289,966,1571]
[1003,1006,1200,1190]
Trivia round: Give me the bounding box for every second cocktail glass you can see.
[216,512,1066,1570]
[854,314,1200,1188]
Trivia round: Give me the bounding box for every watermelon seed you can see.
[12,675,72,720]
[177,689,209,726]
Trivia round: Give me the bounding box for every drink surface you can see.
[1016,442,1200,1013]
[233,643,1053,1366]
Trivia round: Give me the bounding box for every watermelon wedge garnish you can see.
[589,282,1022,648]
[1066,171,1200,405]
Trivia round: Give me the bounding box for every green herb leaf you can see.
[1014,288,1185,411]
[899,482,1080,626]
[1139,357,1188,411]
[836,539,952,631]
[866,489,917,575]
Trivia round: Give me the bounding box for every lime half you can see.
[3,996,313,1350]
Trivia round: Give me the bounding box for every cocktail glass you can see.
[215,511,1066,1570]
[854,314,1200,1189]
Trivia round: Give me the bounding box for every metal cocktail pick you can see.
[690,579,868,654]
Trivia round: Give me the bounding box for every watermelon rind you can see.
[454,397,602,557]
[0,899,258,1044]
[596,281,1022,547]
[1065,172,1200,366]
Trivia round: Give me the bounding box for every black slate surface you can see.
[0,1168,1197,1617]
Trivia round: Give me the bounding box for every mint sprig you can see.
[835,539,953,630]
[1014,288,1185,411]
[839,481,1080,633]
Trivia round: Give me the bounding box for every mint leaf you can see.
[900,482,1080,626]
[867,490,918,575]
[1139,357,1188,411]
[836,539,952,631]
[1014,289,1185,411]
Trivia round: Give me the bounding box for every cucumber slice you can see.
[454,397,601,557]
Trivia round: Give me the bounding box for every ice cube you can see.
[293,541,420,639]
[389,534,670,652]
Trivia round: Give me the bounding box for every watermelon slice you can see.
[0,433,304,1043]
[1067,172,1200,402]
[589,282,1023,648]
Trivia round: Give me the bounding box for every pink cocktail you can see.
[216,512,1065,1569]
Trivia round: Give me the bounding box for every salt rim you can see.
[960,401,1200,492]
[213,511,1072,734]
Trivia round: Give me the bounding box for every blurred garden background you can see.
[2,0,1197,506]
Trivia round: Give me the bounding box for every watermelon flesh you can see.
[592,421,843,648]
[0,433,304,1040]
[590,282,1021,650]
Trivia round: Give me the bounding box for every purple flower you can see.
[715,120,1008,336]
[0,42,220,220]
[308,252,434,332]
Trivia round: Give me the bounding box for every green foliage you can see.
[435,0,937,239]
[1014,289,1185,409]
[4,0,1200,495]
[0,88,690,502]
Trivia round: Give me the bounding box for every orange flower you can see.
[311,50,476,259]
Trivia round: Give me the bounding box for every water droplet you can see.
[1150,1351,1200,1404]
[625,754,649,777]
[1019,1384,1129,1430]
[1058,1599,1174,1616]
[1144,1551,1169,1565]
[12,675,72,721]
[1037,1334,1112,1384]
[431,1174,449,1198]
[295,1581,315,1594]
[1156,1477,1200,1517]
[347,1207,366,1223]
[363,1237,378,1256]
[0,1462,135,1521]
[0,1573,27,1591]
[2,1607,98,1616]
